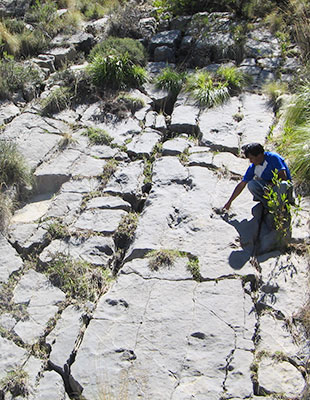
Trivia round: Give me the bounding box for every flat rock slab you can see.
[86,196,131,211]
[103,160,145,205]
[8,223,47,255]
[13,269,66,344]
[170,104,200,135]
[126,166,257,279]
[71,273,255,399]
[238,93,274,146]
[212,152,249,177]
[3,112,67,168]
[39,236,114,266]
[60,178,100,194]
[257,312,302,359]
[0,234,23,283]
[199,96,241,154]
[162,137,192,156]
[29,370,70,400]
[0,101,20,124]
[258,252,309,318]
[257,357,305,397]
[74,209,127,234]
[126,128,161,158]
[0,336,28,380]
[46,305,84,367]
[44,192,83,223]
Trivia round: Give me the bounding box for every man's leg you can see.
[247,179,268,206]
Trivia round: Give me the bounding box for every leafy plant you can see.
[82,127,114,146]
[0,141,32,189]
[41,86,72,115]
[263,170,302,241]
[89,37,147,66]
[216,65,248,93]
[87,53,147,90]
[185,70,229,108]
[45,253,111,301]
[154,67,187,96]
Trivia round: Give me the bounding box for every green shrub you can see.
[216,65,248,93]
[82,127,114,145]
[0,56,42,100]
[41,86,72,115]
[89,37,147,66]
[154,67,187,96]
[45,253,111,301]
[87,53,147,90]
[185,70,229,108]
[0,141,32,189]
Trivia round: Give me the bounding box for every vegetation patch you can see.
[113,212,138,248]
[82,126,114,146]
[100,159,119,186]
[0,368,28,398]
[147,249,180,271]
[47,219,70,240]
[186,255,202,281]
[0,56,42,100]
[44,253,111,301]
[40,86,72,116]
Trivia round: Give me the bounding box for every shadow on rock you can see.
[223,203,288,269]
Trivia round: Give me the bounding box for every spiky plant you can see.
[186,70,229,108]
[154,67,187,96]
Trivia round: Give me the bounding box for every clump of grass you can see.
[0,22,21,56]
[0,141,32,190]
[44,253,111,301]
[0,56,42,100]
[113,212,138,248]
[186,256,202,281]
[185,70,229,108]
[47,220,70,240]
[89,37,147,67]
[297,299,310,338]
[0,368,28,398]
[262,81,288,112]
[154,67,187,97]
[101,159,119,186]
[82,127,114,146]
[147,249,180,271]
[116,93,145,114]
[216,65,249,93]
[87,53,148,91]
[41,86,72,116]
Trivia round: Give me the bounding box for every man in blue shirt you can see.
[223,143,293,211]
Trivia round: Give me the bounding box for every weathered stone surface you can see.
[162,137,191,156]
[2,112,66,168]
[45,46,77,68]
[0,101,20,124]
[152,156,189,186]
[238,93,274,146]
[29,370,70,400]
[89,144,128,160]
[149,30,182,53]
[126,128,161,158]
[0,336,28,380]
[212,152,249,177]
[0,234,23,283]
[170,103,200,135]
[244,28,281,58]
[8,223,47,254]
[44,192,83,223]
[103,160,145,206]
[71,274,255,399]
[258,252,309,318]
[257,357,305,397]
[257,312,301,359]
[60,178,100,194]
[13,270,66,344]
[154,45,175,62]
[74,209,127,234]
[39,236,114,266]
[199,97,241,153]
[46,305,83,367]
[86,196,131,211]
[0,0,30,16]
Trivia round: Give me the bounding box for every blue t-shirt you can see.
[243,151,292,183]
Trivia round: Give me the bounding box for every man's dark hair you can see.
[243,143,264,157]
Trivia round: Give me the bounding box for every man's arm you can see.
[223,181,247,210]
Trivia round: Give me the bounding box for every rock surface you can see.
[0,6,309,400]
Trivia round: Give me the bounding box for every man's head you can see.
[243,143,265,165]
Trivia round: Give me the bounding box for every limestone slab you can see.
[126,128,161,158]
[0,234,23,284]
[74,209,127,234]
